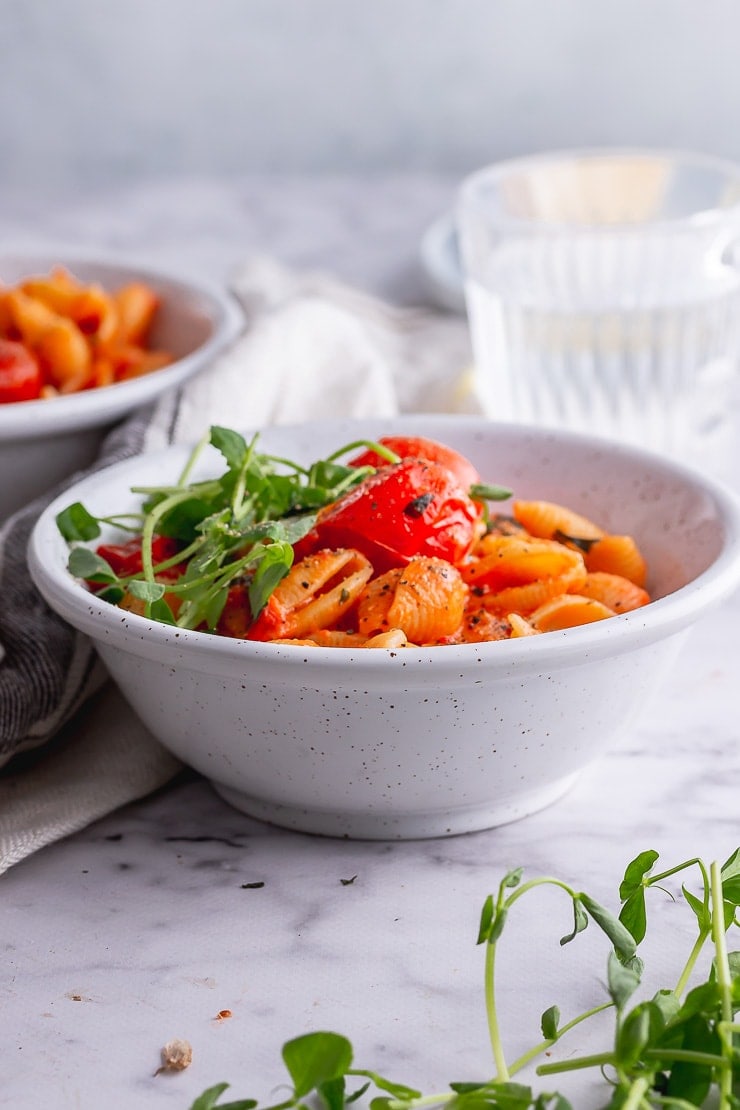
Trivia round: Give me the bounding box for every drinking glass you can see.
[456,149,740,466]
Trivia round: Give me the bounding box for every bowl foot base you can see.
[210,771,581,840]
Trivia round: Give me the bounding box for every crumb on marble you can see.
[155,1038,193,1075]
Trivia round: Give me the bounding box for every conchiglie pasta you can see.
[584,535,648,587]
[357,557,467,644]
[530,595,616,632]
[578,572,650,613]
[512,499,604,541]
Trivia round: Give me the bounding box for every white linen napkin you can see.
[0,257,473,874]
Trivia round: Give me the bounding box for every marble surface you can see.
[2,175,740,1109]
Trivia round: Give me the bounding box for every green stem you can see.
[508,1002,613,1076]
[710,859,734,1110]
[140,489,193,582]
[486,877,578,1083]
[673,927,710,998]
[619,1075,651,1110]
[644,1048,728,1067]
[505,877,577,908]
[647,858,706,888]
[485,939,509,1082]
[324,439,400,464]
[649,1098,703,1109]
[177,428,211,486]
[537,1051,614,1076]
[384,1094,452,1110]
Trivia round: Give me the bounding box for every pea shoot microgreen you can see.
[56,427,390,630]
[189,850,740,1110]
[56,426,512,632]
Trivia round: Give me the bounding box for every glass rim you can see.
[457,146,740,234]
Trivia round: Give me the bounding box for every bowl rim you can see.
[27,415,740,682]
[0,251,245,438]
[457,146,740,234]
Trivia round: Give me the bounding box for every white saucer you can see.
[419,213,466,314]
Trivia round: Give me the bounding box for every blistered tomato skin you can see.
[0,340,43,403]
[308,458,479,571]
[348,435,481,491]
[96,535,183,579]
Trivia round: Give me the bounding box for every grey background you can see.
[1,0,737,192]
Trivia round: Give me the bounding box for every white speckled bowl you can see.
[0,253,243,519]
[28,415,740,839]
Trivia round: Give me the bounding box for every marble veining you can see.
[1,174,740,1109]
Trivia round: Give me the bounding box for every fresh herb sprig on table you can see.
[55,427,396,629]
[189,850,740,1110]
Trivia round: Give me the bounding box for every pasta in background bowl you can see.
[0,252,243,519]
[28,415,740,839]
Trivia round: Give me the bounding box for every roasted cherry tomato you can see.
[96,534,183,579]
[304,458,479,571]
[348,435,481,491]
[217,583,253,639]
[0,339,43,403]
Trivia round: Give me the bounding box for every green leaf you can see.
[580,894,637,961]
[722,875,740,907]
[350,1069,421,1100]
[663,1013,719,1106]
[618,849,659,901]
[215,1101,261,1110]
[501,867,524,890]
[487,906,508,944]
[682,883,711,929]
[188,1084,258,1110]
[607,950,641,1010]
[618,890,647,946]
[97,584,125,605]
[211,426,249,471]
[200,584,230,631]
[477,894,494,945]
[318,1075,346,1110]
[482,1080,533,1108]
[615,1002,653,1068]
[157,497,221,541]
[559,897,588,946]
[448,1082,534,1109]
[248,541,293,618]
[56,502,101,542]
[469,483,513,503]
[68,547,118,583]
[721,847,740,882]
[671,980,720,1021]
[239,515,317,548]
[282,1032,353,1098]
[651,989,680,1025]
[345,1080,370,1104]
[128,579,166,602]
[534,1096,572,1110]
[540,1005,560,1041]
[188,1084,230,1110]
[149,596,177,625]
